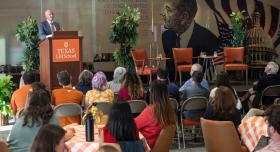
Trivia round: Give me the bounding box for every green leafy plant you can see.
[230,11,248,47]
[16,16,40,72]
[109,4,140,69]
[0,76,14,116]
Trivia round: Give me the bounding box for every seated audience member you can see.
[19,82,48,116]
[210,71,242,110]
[10,70,36,118]
[7,87,60,152]
[30,124,68,152]
[135,80,176,148]
[156,68,179,100]
[52,70,83,126]
[75,70,93,94]
[182,71,209,120]
[108,67,126,93]
[179,63,209,92]
[257,105,280,152]
[243,61,280,108]
[118,70,144,101]
[204,86,241,127]
[182,71,209,99]
[103,102,144,152]
[85,71,114,106]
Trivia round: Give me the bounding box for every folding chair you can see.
[53,103,83,125]
[54,103,83,117]
[95,102,113,115]
[260,85,280,108]
[169,98,181,149]
[180,97,207,148]
[128,100,147,117]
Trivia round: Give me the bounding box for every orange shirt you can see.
[52,87,83,126]
[10,85,31,114]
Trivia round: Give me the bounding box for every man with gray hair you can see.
[38,9,61,40]
[249,61,280,108]
[179,63,209,92]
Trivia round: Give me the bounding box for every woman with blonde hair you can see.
[135,80,176,148]
[204,86,241,127]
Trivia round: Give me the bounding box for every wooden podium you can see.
[39,31,83,90]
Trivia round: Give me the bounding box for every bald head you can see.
[45,9,54,22]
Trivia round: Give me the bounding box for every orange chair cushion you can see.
[136,67,157,75]
[183,119,200,126]
[176,65,192,72]
[224,64,248,71]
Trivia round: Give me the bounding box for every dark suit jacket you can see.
[162,22,219,81]
[253,74,280,91]
[38,20,61,40]
[252,74,280,107]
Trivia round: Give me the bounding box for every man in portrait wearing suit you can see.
[161,0,219,82]
[38,9,61,40]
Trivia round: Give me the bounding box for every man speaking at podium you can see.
[38,9,61,40]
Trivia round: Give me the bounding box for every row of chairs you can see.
[53,100,149,122]
[131,47,248,86]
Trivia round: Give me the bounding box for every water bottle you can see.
[85,113,94,141]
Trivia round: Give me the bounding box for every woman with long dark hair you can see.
[30,124,67,152]
[135,80,176,148]
[103,101,144,152]
[118,70,143,101]
[7,84,60,152]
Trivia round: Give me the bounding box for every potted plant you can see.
[16,16,40,72]
[230,11,248,47]
[109,4,140,69]
[0,75,14,125]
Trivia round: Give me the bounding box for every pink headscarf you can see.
[92,71,107,91]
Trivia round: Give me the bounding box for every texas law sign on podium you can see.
[52,39,80,62]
